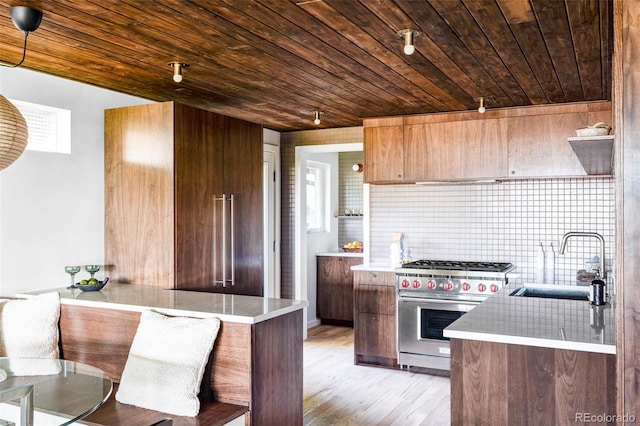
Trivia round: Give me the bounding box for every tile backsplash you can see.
[369,177,615,287]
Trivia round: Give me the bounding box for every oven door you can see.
[397,297,478,369]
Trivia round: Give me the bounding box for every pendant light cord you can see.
[0,32,30,68]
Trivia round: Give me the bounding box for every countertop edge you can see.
[316,252,364,258]
[17,287,309,325]
[443,329,616,355]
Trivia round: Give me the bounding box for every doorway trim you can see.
[264,144,281,298]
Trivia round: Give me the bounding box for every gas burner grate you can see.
[402,260,514,273]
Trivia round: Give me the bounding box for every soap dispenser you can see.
[545,243,555,284]
[535,242,545,283]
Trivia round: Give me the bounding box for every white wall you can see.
[305,152,339,326]
[0,68,151,295]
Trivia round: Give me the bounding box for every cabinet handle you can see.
[229,194,235,287]
[213,194,235,287]
[213,195,225,287]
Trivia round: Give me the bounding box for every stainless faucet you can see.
[559,232,606,280]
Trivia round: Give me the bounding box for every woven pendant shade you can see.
[0,95,28,170]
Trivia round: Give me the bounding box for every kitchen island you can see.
[19,283,308,425]
[444,283,615,425]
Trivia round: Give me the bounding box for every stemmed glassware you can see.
[85,265,100,279]
[64,265,81,289]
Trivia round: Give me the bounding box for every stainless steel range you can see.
[396,259,515,371]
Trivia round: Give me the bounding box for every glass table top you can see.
[0,358,112,425]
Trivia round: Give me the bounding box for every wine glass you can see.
[85,265,100,279]
[64,265,81,289]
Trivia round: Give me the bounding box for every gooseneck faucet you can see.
[559,232,606,280]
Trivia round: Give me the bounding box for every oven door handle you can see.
[398,296,480,306]
[397,298,480,313]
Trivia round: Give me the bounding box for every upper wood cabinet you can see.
[507,104,613,178]
[363,101,612,183]
[404,118,509,181]
[105,102,263,296]
[363,118,404,183]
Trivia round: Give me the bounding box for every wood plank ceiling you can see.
[0,0,612,132]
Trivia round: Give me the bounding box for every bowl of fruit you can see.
[75,277,109,292]
[342,241,363,253]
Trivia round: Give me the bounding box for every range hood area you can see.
[568,135,615,176]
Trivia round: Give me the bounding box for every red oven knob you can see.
[478,283,487,292]
[490,284,499,293]
[426,280,436,290]
[461,282,471,291]
[412,280,421,289]
[401,279,410,288]
[443,281,453,291]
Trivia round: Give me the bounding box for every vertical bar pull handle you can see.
[212,195,225,286]
[230,194,235,286]
[222,193,227,287]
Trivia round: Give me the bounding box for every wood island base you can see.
[450,339,616,425]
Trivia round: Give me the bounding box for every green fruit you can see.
[80,279,88,285]
[88,278,99,285]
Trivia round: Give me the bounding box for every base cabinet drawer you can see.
[354,312,397,360]
[354,285,395,315]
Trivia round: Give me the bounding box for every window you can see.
[306,161,330,233]
[10,99,71,154]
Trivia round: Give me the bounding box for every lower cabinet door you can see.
[354,312,396,359]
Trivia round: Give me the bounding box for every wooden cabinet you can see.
[363,118,404,183]
[363,101,612,183]
[316,256,363,325]
[450,339,615,425]
[404,118,509,181]
[353,270,398,368]
[506,104,612,178]
[105,102,263,296]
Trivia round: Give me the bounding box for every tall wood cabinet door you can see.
[222,116,264,296]
[507,113,594,178]
[174,104,225,292]
[405,119,508,181]
[363,125,404,183]
[104,103,176,287]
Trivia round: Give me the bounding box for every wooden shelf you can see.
[568,135,614,176]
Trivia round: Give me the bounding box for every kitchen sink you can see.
[509,285,590,301]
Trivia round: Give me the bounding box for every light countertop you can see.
[316,251,364,258]
[443,283,615,354]
[18,283,308,325]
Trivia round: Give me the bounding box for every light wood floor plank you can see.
[304,325,451,425]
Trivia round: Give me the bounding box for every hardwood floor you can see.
[304,325,451,425]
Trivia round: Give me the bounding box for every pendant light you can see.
[0,95,29,170]
[0,6,43,170]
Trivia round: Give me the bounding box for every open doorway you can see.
[294,142,364,335]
